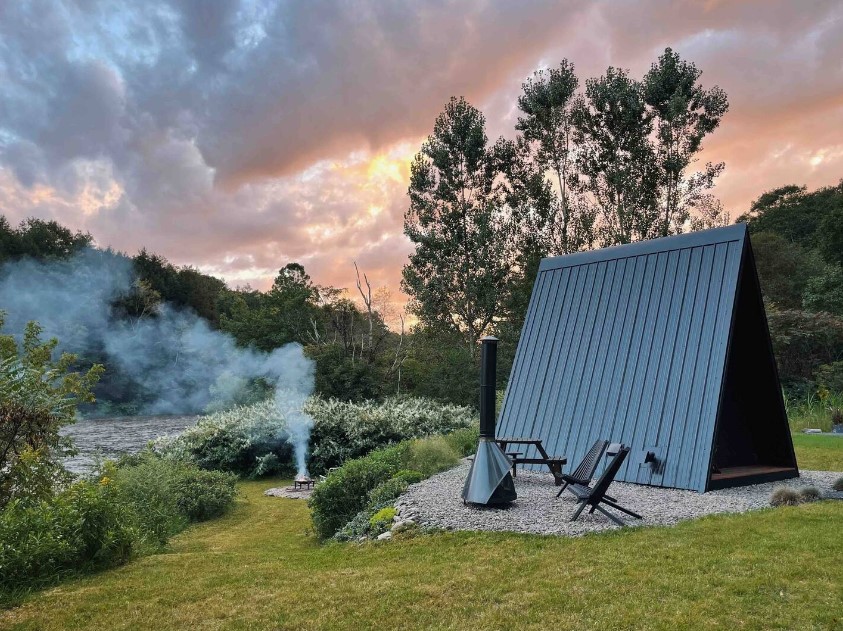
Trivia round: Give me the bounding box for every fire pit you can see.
[293,475,314,491]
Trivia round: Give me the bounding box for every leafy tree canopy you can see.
[0,217,92,264]
[740,180,843,256]
[402,97,514,350]
[0,314,103,505]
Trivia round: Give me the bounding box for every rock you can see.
[376,531,392,541]
[391,519,416,533]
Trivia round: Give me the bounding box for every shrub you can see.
[368,477,409,509]
[251,453,282,479]
[834,476,843,492]
[404,436,460,477]
[310,429,472,541]
[442,426,480,458]
[305,396,476,473]
[332,507,377,542]
[831,407,843,428]
[0,479,134,600]
[173,468,238,522]
[309,444,405,540]
[392,469,425,485]
[2,446,70,508]
[0,452,237,603]
[798,486,822,503]
[109,453,237,548]
[154,399,294,478]
[158,395,476,478]
[109,458,187,547]
[369,507,396,536]
[770,486,800,507]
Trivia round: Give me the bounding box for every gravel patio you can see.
[395,459,842,537]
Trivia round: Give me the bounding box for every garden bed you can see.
[396,460,843,537]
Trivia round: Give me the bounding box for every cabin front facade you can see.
[498,224,798,492]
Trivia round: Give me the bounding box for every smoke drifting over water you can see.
[0,249,316,471]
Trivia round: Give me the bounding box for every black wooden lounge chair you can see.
[555,439,608,497]
[569,445,642,527]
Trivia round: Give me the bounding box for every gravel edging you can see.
[395,460,842,537]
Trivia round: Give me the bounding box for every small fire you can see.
[293,474,314,491]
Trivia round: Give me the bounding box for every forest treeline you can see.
[3,179,842,414]
[741,182,843,396]
[0,215,474,411]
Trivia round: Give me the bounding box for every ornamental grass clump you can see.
[367,477,410,509]
[798,486,822,503]
[833,477,843,492]
[404,436,460,477]
[770,486,800,507]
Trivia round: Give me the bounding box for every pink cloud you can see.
[1,0,842,314]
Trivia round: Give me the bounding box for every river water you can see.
[60,415,199,474]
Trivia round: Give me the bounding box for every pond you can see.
[61,415,199,474]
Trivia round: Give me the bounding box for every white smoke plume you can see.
[0,249,316,471]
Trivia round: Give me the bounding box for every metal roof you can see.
[498,224,797,492]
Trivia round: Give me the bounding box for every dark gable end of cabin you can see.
[498,224,798,492]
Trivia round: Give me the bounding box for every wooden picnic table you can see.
[494,437,567,485]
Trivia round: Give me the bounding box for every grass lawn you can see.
[2,440,842,631]
[792,433,843,471]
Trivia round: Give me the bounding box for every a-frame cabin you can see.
[498,224,798,492]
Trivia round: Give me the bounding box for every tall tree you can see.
[218,263,321,351]
[402,97,513,353]
[573,68,659,245]
[643,48,729,236]
[514,60,586,255]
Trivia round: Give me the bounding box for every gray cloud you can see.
[0,0,842,303]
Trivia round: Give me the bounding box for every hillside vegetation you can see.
[2,463,841,631]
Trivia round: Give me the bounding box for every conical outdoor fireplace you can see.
[462,336,517,505]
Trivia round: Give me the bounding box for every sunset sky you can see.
[1,1,842,313]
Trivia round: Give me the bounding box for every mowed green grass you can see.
[792,433,843,471]
[2,438,841,631]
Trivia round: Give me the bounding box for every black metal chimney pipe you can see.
[461,336,516,505]
[479,336,498,438]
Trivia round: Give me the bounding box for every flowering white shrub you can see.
[156,396,477,477]
[306,397,476,473]
[154,399,292,477]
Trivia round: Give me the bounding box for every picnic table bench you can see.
[494,437,567,485]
